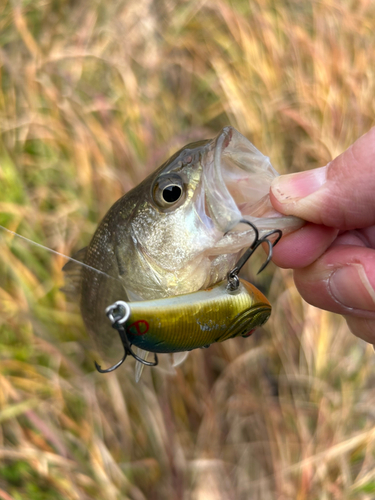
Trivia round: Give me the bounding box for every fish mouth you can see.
[201,126,302,239]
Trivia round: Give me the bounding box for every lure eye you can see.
[152,174,185,209]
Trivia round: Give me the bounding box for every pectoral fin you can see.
[61,247,87,298]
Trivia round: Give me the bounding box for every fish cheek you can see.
[114,181,213,299]
[119,251,212,300]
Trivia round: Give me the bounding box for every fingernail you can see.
[271,165,327,203]
[329,265,375,311]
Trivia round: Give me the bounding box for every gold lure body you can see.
[121,278,271,353]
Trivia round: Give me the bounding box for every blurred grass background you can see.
[0,0,375,498]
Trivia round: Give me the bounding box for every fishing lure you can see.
[95,221,282,373]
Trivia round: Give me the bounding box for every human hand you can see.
[270,128,375,342]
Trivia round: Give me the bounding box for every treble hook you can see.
[95,300,158,373]
[227,220,282,291]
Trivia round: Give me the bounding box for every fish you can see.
[63,126,303,361]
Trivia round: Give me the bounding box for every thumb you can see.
[270,128,375,230]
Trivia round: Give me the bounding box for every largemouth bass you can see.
[63,126,303,359]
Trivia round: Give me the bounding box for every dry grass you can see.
[0,0,375,498]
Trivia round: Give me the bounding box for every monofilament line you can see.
[0,224,115,280]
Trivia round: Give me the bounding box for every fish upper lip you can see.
[202,126,290,237]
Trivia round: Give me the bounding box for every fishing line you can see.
[0,224,115,280]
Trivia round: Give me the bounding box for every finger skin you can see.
[270,127,375,229]
[272,223,338,269]
[293,244,375,318]
[344,317,375,344]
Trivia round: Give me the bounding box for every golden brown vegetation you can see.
[0,0,375,498]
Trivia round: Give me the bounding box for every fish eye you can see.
[162,184,182,203]
[152,174,186,209]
